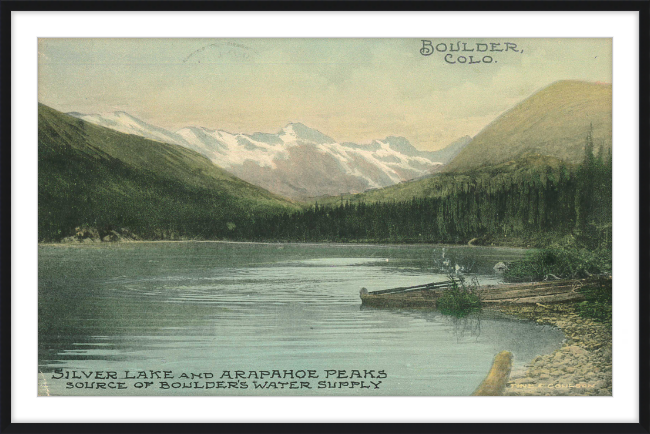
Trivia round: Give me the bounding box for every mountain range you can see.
[68,111,471,200]
[310,80,612,206]
[68,80,610,201]
[40,79,612,243]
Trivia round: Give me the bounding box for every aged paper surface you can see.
[38,38,612,396]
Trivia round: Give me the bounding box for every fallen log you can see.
[472,351,513,396]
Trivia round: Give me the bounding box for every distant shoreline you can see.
[38,239,530,250]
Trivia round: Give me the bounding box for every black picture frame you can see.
[2,1,648,433]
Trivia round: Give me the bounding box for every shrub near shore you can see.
[436,276,482,317]
[503,247,611,283]
[576,277,612,324]
[502,246,612,324]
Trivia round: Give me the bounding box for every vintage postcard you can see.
[37,38,612,397]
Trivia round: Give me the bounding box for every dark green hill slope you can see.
[38,103,298,242]
[444,80,612,172]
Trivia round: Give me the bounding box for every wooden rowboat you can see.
[359,277,598,309]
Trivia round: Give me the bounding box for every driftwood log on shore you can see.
[360,278,592,309]
[472,351,513,396]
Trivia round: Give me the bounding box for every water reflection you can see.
[39,242,560,396]
[446,313,482,343]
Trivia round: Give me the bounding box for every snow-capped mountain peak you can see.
[68,111,470,200]
[280,122,336,145]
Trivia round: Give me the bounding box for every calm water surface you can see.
[38,242,564,396]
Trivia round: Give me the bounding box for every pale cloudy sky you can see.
[38,38,611,151]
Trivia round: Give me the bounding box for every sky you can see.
[38,38,611,151]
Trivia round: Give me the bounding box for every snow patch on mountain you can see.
[71,111,186,146]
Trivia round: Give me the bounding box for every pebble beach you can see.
[496,303,612,396]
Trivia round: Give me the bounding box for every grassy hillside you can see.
[444,80,612,173]
[38,103,298,242]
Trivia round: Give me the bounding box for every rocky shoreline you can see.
[495,303,612,396]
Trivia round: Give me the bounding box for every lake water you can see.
[38,242,564,396]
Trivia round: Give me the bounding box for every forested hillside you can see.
[240,133,611,248]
